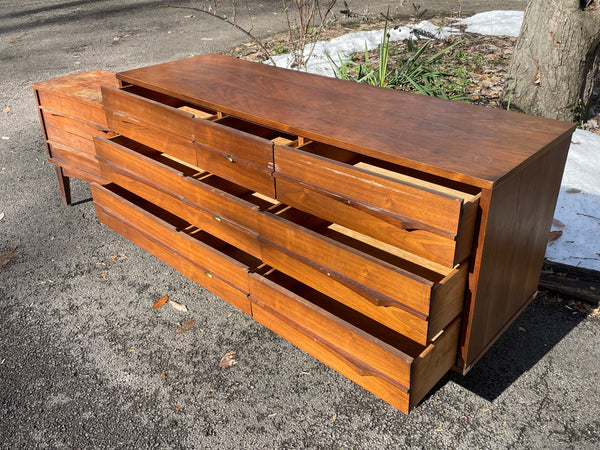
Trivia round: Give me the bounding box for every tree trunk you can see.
[501,0,600,122]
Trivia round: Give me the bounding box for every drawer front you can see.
[105,109,197,167]
[259,238,466,345]
[193,116,275,169]
[274,145,479,245]
[37,89,108,127]
[91,183,261,314]
[249,270,461,413]
[102,85,276,170]
[194,141,276,198]
[41,108,108,139]
[102,85,195,139]
[95,138,262,259]
[45,126,96,156]
[276,177,467,267]
[47,142,101,177]
[258,210,466,317]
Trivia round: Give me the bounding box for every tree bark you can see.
[501,0,600,122]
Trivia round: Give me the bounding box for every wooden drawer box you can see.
[274,142,480,267]
[101,85,295,197]
[258,206,468,344]
[94,135,281,259]
[91,183,261,315]
[249,268,462,413]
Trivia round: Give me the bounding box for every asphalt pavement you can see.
[1,1,599,448]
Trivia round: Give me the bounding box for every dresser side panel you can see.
[459,135,571,371]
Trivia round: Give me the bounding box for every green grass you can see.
[330,21,470,101]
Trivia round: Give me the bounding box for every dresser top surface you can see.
[32,70,118,106]
[116,54,575,189]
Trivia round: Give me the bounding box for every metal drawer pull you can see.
[213,215,222,222]
[224,155,235,163]
[204,272,213,278]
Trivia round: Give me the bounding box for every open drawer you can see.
[101,84,294,195]
[249,268,461,413]
[91,183,262,315]
[258,205,469,325]
[274,142,480,267]
[95,135,282,258]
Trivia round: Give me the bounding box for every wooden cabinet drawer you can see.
[258,237,466,346]
[102,85,199,139]
[47,142,101,177]
[249,269,461,413]
[41,108,108,139]
[258,207,468,320]
[45,126,96,156]
[194,140,276,197]
[274,143,480,267]
[104,109,198,167]
[94,135,279,258]
[101,85,284,165]
[102,85,283,196]
[91,183,262,315]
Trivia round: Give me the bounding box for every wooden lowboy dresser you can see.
[33,54,575,413]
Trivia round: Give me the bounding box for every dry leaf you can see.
[552,218,565,228]
[268,413,277,418]
[153,295,169,309]
[571,141,581,145]
[160,371,167,379]
[548,230,563,242]
[0,247,21,269]
[0,212,4,221]
[175,319,195,334]
[566,188,581,194]
[219,350,237,368]
[2,107,9,114]
[518,326,526,332]
[169,300,188,313]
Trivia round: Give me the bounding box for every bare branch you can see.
[162,4,276,66]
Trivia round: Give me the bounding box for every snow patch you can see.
[455,11,524,37]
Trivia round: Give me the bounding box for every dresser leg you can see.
[55,166,72,205]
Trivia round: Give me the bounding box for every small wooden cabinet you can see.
[33,54,575,413]
[31,71,119,204]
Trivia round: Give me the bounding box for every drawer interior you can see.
[268,204,453,281]
[121,85,297,145]
[214,116,296,142]
[295,140,480,201]
[121,84,218,116]
[100,183,262,270]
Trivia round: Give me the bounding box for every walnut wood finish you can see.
[31,70,117,126]
[33,55,575,413]
[457,135,572,372]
